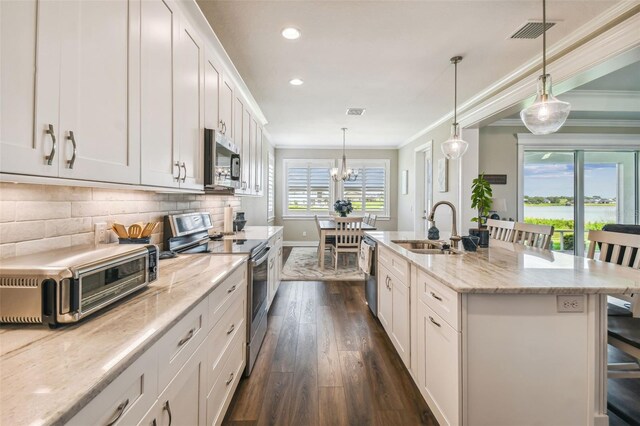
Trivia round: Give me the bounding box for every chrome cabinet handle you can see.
[105,398,129,426]
[163,401,172,426]
[225,372,234,386]
[226,323,235,335]
[227,285,237,294]
[151,419,157,426]
[174,161,181,181]
[178,328,194,347]
[219,120,224,133]
[429,316,441,328]
[180,162,187,182]
[66,131,77,169]
[45,124,56,165]
[430,291,442,302]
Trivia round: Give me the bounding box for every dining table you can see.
[317,219,377,269]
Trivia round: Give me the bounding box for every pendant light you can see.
[331,128,358,182]
[520,0,571,135]
[441,56,468,160]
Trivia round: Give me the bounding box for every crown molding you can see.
[181,0,268,126]
[398,2,640,149]
[490,118,640,128]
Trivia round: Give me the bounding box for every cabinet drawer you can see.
[378,246,409,285]
[417,268,460,331]
[208,264,247,330]
[157,298,208,392]
[206,288,246,393]
[206,328,245,426]
[68,347,158,426]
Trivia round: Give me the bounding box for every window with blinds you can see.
[267,153,275,220]
[342,160,389,216]
[284,160,333,215]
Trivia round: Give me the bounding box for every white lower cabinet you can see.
[68,264,247,426]
[417,300,461,426]
[266,230,283,309]
[377,263,410,367]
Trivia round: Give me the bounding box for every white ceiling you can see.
[197,0,621,148]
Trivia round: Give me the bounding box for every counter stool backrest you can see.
[486,219,515,243]
[513,222,554,249]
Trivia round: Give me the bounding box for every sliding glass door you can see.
[522,148,639,256]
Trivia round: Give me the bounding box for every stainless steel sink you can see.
[391,240,463,255]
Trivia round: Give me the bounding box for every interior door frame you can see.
[517,133,640,256]
[414,141,433,234]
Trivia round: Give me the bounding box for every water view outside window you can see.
[523,150,638,254]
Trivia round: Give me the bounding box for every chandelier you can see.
[331,128,358,182]
[520,0,571,135]
[441,56,469,160]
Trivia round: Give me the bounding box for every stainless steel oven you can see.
[246,244,270,376]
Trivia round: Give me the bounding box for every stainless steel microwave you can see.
[0,244,158,327]
[204,128,240,190]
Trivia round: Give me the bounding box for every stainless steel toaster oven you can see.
[0,244,158,327]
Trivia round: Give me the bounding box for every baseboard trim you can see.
[284,241,318,247]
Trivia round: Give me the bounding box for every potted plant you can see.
[469,174,493,248]
[334,199,353,217]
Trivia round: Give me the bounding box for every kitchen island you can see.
[366,231,640,426]
[0,253,249,426]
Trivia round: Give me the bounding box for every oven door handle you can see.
[251,247,271,266]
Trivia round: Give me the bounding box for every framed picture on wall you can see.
[437,158,448,192]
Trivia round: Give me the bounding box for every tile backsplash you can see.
[0,183,240,258]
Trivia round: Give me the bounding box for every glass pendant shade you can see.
[521,75,571,136]
[441,123,469,160]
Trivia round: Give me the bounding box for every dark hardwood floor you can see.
[223,248,437,426]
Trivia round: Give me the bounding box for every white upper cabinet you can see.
[220,74,234,140]
[255,126,264,195]
[241,105,251,194]
[204,50,221,132]
[175,16,203,190]
[249,117,257,194]
[57,0,140,184]
[1,0,61,177]
[140,0,180,187]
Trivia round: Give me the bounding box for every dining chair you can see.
[363,213,371,225]
[486,219,515,243]
[369,214,377,227]
[315,215,333,259]
[331,217,364,270]
[512,222,554,249]
[587,230,640,381]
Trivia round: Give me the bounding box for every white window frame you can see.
[282,159,334,218]
[337,159,391,219]
[267,152,275,222]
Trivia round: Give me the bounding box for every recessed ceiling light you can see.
[281,27,301,40]
[289,78,304,86]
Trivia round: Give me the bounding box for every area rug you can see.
[281,247,365,281]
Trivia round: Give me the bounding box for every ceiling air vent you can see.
[346,108,366,116]
[510,21,555,39]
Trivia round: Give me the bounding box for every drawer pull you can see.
[227,323,235,335]
[429,316,442,328]
[225,372,234,386]
[430,291,443,302]
[45,124,56,165]
[227,285,237,294]
[105,398,129,426]
[163,401,173,426]
[178,328,194,347]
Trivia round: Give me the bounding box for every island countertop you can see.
[366,231,640,294]
[0,253,248,426]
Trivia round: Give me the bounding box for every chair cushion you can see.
[608,316,640,350]
[608,302,633,317]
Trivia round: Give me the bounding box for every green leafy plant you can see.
[471,174,493,227]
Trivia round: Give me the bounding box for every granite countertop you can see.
[366,231,640,294]
[0,253,248,426]
[225,225,283,241]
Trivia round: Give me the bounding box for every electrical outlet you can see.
[302,231,307,237]
[94,222,108,245]
[557,295,585,313]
